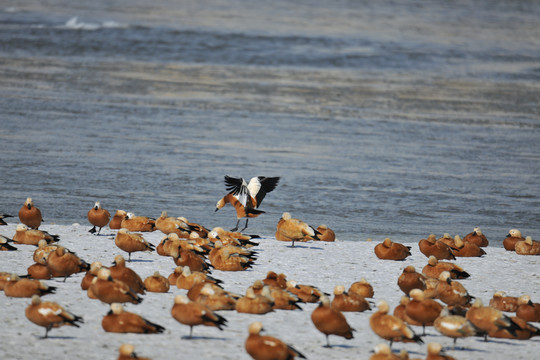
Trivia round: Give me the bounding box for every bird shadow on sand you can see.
[127,259,154,263]
[323,344,357,349]
[34,335,78,340]
[180,335,228,341]
[444,346,488,353]
[286,245,324,250]
[474,338,521,347]
[92,232,116,237]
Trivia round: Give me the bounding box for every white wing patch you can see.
[441,321,460,331]
[38,307,61,316]
[247,177,261,197]
[263,339,278,347]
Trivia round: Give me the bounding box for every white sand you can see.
[0,223,538,360]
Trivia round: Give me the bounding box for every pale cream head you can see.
[119,344,135,356]
[427,343,443,355]
[248,321,263,335]
[31,294,41,305]
[281,212,291,220]
[509,229,522,238]
[428,255,438,266]
[376,300,389,313]
[174,294,190,304]
[374,343,392,355]
[111,303,124,314]
[518,294,531,305]
[333,285,346,295]
[409,289,425,301]
[383,238,392,247]
[439,271,451,282]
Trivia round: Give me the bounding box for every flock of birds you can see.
[1,175,540,360]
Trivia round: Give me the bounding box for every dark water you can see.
[0,1,539,244]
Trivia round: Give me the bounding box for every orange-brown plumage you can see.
[102,303,164,334]
[311,296,354,347]
[171,294,227,338]
[374,238,411,261]
[245,322,306,360]
[25,295,83,338]
[418,234,455,260]
[18,197,42,229]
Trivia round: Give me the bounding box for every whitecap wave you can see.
[58,16,129,30]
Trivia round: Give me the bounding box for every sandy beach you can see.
[0,222,538,360]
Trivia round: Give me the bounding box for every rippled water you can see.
[0,1,539,244]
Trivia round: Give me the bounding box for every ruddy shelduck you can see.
[175,266,222,290]
[451,235,486,257]
[89,268,143,305]
[120,212,155,232]
[81,261,103,291]
[87,201,110,235]
[0,234,17,251]
[374,238,411,260]
[144,271,169,293]
[18,197,42,229]
[369,300,423,347]
[102,303,165,334]
[196,282,237,311]
[418,234,456,260]
[422,256,470,280]
[503,228,525,251]
[465,299,516,341]
[117,344,151,360]
[45,246,90,282]
[463,227,489,247]
[393,296,422,326]
[311,295,355,347]
[516,295,540,322]
[275,212,320,247]
[0,213,13,225]
[27,263,53,280]
[349,278,375,299]
[245,322,306,360]
[397,266,427,295]
[25,295,83,338]
[236,287,274,314]
[170,245,211,273]
[4,274,56,297]
[425,342,456,360]
[155,210,188,235]
[33,240,58,265]
[114,228,155,261]
[13,224,59,245]
[369,343,403,360]
[215,175,280,231]
[110,255,145,294]
[109,210,127,230]
[171,294,227,339]
[405,289,443,335]
[515,236,540,255]
[434,307,478,349]
[263,271,288,289]
[286,280,328,303]
[316,224,336,242]
[489,315,540,340]
[435,271,474,307]
[489,291,519,312]
[331,284,371,312]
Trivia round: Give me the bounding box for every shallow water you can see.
[0,1,539,244]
